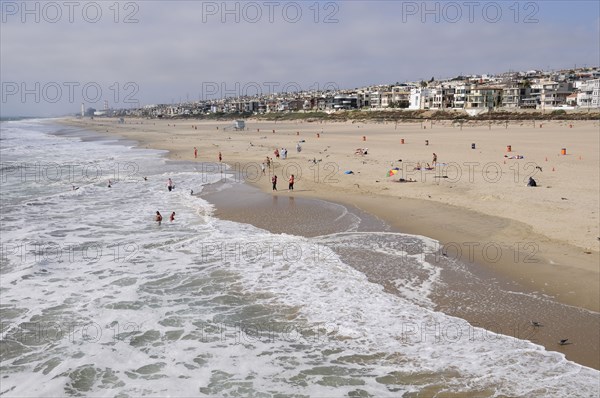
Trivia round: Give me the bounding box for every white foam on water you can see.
[1,120,598,397]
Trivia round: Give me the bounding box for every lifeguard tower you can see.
[234,120,245,130]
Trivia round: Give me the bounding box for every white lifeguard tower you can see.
[234,120,245,130]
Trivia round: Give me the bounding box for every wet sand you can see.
[203,180,600,370]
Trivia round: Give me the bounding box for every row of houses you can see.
[335,78,599,112]
[116,68,600,118]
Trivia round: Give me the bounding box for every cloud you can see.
[1,0,598,116]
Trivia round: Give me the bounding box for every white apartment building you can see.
[502,84,530,108]
[431,86,455,109]
[370,91,393,109]
[537,81,573,110]
[453,84,471,109]
[465,87,503,109]
[409,88,433,109]
[576,79,600,108]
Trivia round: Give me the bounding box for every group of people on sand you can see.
[262,156,273,174]
[193,147,222,162]
[263,151,295,191]
[271,174,294,191]
[274,147,289,159]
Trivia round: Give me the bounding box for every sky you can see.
[1,0,599,116]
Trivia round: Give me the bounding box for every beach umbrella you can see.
[386,169,399,177]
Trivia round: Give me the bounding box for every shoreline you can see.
[54,117,600,369]
[202,173,600,371]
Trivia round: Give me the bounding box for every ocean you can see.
[0,119,598,397]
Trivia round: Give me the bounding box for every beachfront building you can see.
[370,90,393,109]
[333,95,359,110]
[521,85,541,109]
[409,88,433,109]
[266,100,278,113]
[431,86,456,109]
[538,81,574,110]
[390,86,411,108]
[465,87,503,109]
[357,90,371,108]
[302,99,314,111]
[576,79,600,108]
[502,84,531,108]
[316,96,335,111]
[453,84,471,109]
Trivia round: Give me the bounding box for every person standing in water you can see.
[155,211,163,226]
[288,174,294,191]
[272,175,277,191]
[170,212,175,222]
[167,178,173,192]
[218,152,222,162]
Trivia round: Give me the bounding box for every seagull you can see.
[531,321,542,327]
[559,339,569,345]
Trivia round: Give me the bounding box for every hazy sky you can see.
[1,0,599,116]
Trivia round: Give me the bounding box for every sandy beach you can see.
[60,116,600,369]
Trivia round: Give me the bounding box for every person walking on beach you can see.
[432,153,437,164]
[218,152,222,162]
[274,148,279,159]
[194,147,198,158]
[170,212,175,222]
[272,175,278,191]
[261,162,266,175]
[288,174,294,191]
[155,211,163,226]
[167,178,174,192]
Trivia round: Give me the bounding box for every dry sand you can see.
[60,116,600,368]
